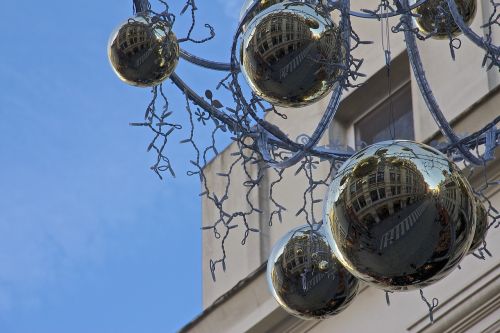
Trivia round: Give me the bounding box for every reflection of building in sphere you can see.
[438,175,472,232]
[243,12,314,81]
[468,200,488,253]
[324,140,476,291]
[337,158,428,243]
[281,231,331,276]
[108,15,179,87]
[267,226,359,319]
[115,21,152,60]
[240,2,343,107]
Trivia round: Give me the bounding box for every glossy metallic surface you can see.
[412,0,477,39]
[240,0,285,23]
[108,15,179,87]
[267,225,359,319]
[324,140,476,291]
[240,1,343,107]
[468,199,488,254]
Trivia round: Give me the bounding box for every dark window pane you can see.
[390,172,395,182]
[377,171,384,182]
[355,84,414,147]
[358,196,366,208]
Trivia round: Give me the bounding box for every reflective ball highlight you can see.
[324,140,476,291]
[240,1,344,107]
[108,15,179,87]
[413,0,477,39]
[267,225,359,319]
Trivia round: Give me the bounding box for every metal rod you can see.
[133,0,150,14]
[179,49,237,72]
[399,0,483,165]
[446,0,500,57]
[341,0,428,19]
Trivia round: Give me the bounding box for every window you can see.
[369,173,376,185]
[370,190,379,202]
[353,200,360,212]
[379,188,386,199]
[358,196,366,208]
[377,171,385,182]
[355,83,414,147]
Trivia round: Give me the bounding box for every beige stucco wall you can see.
[199,0,500,318]
[189,90,500,332]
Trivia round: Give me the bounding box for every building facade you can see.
[181,2,500,332]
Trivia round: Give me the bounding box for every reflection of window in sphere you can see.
[412,0,477,39]
[324,140,476,291]
[267,225,359,320]
[240,1,344,107]
[108,15,179,87]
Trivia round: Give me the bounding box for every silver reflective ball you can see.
[108,14,179,87]
[468,199,488,254]
[324,140,476,291]
[240,1,344,107]
[413,0,477,39]
[267,225,359,319]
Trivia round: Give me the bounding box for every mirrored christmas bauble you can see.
[240,1,344,107]
[324,140,476,291]
[267,225,359,319]
[468,199,488,254]
[108,14,179,87]
[412,0,477,39]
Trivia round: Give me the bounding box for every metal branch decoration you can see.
[108,0,500,323]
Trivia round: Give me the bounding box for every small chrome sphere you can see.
[240,1,344,107]
[324,140,476,291]
[108,14,179,87]
[267,225,359,319]
[468,199,488,254]
[413,0,477,39]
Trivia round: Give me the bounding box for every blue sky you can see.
[0,0,241,332]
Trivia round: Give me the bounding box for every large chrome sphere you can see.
[240,0,285,23]
[108,15,179,87]
[468,199,488,254]
[267,225,359,319]
[324,140,476,291]
[413,0,477,39]
[240,1,344,107]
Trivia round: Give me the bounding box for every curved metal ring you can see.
[170,72,352,162]
[446,0,500,59]
[400,0,483,165]
[179,49,238,72]
[345,0,428,19]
